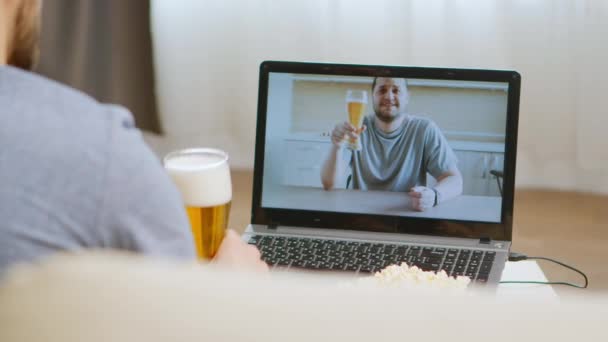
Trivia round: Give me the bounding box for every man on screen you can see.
[320,77,463,212]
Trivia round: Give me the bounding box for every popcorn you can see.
[358,263,471,290]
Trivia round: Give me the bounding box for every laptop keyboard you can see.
[248,235,495,283]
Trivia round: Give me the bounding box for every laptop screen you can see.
[252,62,520,240]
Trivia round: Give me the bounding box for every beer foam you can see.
[165,153,232,207]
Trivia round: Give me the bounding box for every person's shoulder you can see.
[407,115,433,125]
[405,115,436,130]
[1,66,137,140]
[363,115,375,129]
[102,103,137,133]
[1,66,100,110]
[0,66,140,170]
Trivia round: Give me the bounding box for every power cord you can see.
[499,252,588,289]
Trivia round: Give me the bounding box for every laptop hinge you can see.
[479,237,491,245]
[267,223,279,230]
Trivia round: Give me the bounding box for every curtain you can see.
[36,0,161,133]
[149,0,608,193]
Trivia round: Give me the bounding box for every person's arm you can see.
[98,105,196,258]
[99,106,267,271]
[408,120,463,211]
[409,166,463,211]
[433,166,463,203]
[321,145,344,190]
[321,122,363,190]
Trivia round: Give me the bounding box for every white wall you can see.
[147,0,608,194]
[289,77,507,141]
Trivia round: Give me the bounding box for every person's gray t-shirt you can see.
[0,66,195,276]
[350,115,457,191]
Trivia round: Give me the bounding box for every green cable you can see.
[500,255,588,289]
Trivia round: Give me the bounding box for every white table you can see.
[262,185,502,222]
[497,260,557,299]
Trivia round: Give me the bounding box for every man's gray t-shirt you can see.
[0,66,195,276]
[350,115,457,191]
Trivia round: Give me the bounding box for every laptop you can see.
[243,61,520,285]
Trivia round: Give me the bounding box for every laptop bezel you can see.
[251,61,520,242]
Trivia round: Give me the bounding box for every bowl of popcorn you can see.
[357,263,471,290]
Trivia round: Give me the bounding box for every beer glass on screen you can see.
[164,148,232,260]
[346,89,368,150]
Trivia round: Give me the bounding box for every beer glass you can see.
[164,148,232,260]
[346,89,368,150]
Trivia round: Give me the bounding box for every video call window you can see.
[261,73,509,223]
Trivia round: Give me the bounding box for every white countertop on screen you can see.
[263,186,502,222]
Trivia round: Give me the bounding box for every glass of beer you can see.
[164,148,232,260]
[346,89,368,150]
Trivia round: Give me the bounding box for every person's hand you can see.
[408,186,436,212]
[330,121,366,147]
[212,230,268,272]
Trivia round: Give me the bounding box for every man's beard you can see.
[374,105,403,124]
[7,0,41,70]
[375,111,400,123]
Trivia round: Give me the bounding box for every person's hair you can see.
[7,0,41,70]
[371,77,409,93]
